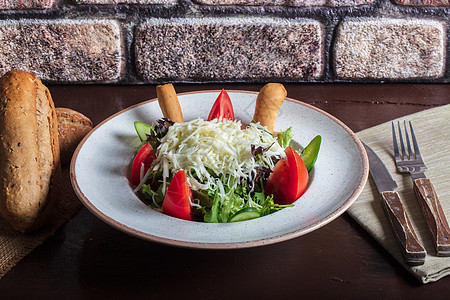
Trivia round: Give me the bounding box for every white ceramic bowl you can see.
[70,90,369,249]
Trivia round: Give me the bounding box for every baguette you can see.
[0,70,61,232]
[156,84,184,123]
[253,83,287,133]
[56,108,93,165]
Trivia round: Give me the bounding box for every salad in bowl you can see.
[130,83,321,223]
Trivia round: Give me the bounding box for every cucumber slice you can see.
[228,207,261,222]
[134,121,152,142]
[300,135,321,172]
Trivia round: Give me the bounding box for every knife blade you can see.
[363,142,426,266]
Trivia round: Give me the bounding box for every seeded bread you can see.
[0,70,61,232]
[56,107,93,165]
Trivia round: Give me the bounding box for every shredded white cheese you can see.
[152,118,285,192]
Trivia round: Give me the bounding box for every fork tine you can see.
[397,121,407,160]
[392,122,401,161]
[408,121,423,160]
[404,120,413,160]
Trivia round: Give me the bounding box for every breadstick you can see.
[156,84,184,123]
[253,83,287,133]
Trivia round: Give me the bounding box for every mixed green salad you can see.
[130,89,321,223]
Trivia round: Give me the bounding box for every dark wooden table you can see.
[1,83,449,298]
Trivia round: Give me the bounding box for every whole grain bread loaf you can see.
[0,70,61,232]
[56,107,93,165]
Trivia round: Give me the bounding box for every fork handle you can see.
[414,178,450,256]
[381,191,426,266]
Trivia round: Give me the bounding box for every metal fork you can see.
[392,121,450,256]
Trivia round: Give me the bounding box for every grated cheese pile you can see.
[151,118,285,192]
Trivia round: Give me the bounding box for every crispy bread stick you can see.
[253,83,286,133]
[156,84,184,124]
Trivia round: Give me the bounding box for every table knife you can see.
[363,142,426,266]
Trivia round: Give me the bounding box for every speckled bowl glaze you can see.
[70,91,369,249]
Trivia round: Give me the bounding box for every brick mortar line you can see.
[1,1,448,18]
[442,15,448,79]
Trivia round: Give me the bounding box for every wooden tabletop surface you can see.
[1,83,449,298]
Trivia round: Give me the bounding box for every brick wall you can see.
[0,0,448,84]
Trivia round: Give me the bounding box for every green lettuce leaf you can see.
[277,127,293,148]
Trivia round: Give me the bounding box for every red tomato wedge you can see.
[162,170,193,221]
[265,146,309,205]
[131,143,156,186]
[207,89,234,121]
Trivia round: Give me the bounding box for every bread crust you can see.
[0,70,61,232]
[56,107,93,165]
[253,83,287,133]
[156,84,184,123]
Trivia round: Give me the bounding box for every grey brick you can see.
[193,0,325,6]
[135,18,324,82]
[326,0,376,6]
[193,0,376,6]
[0,20,122,82]
[392,0,449,6]
[0,0,54,9]
[334,18,445,80]
[73,0,176,4]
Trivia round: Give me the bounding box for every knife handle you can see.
[381,191,426,266]
[413,178,450,256]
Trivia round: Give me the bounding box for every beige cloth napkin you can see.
[0,168,81,279]
[349,104,450,284]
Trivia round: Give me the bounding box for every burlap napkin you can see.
[349,104,450,284]
[0,167,82,279]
